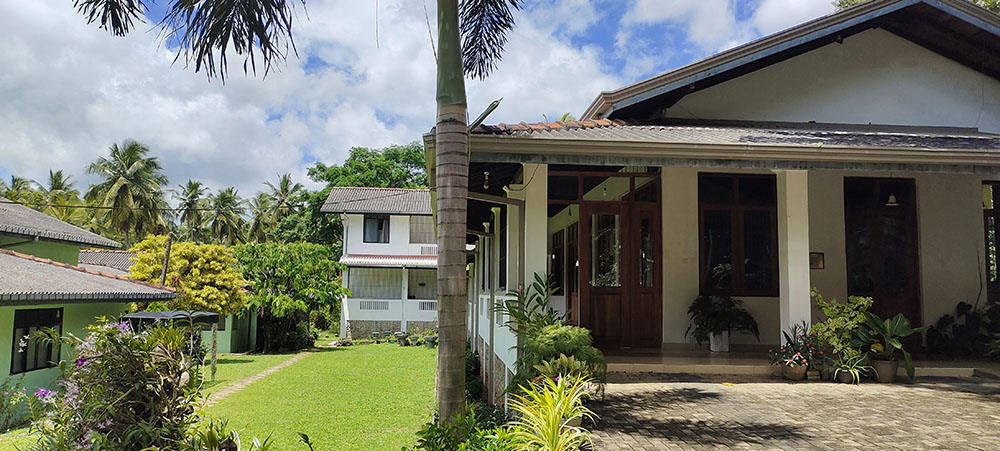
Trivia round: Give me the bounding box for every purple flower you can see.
[34,387,56,404]
[75,357,88,367]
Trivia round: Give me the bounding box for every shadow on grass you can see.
[588,389,808,447]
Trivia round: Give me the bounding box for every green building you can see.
[0,197,176,393]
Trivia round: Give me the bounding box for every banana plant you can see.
[856,312,927,380]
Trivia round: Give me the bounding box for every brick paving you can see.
[588,373,1000,450]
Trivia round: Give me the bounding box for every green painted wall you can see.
[0,302,129,395]
[199,312,258,354]
[0,236,81,265]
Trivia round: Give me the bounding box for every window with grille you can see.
[419,301,437,311]
[408,268,437,299]
[11,308,62,374]
[409,215,435,244]
[363,215,390,243]
[348,268,402,299]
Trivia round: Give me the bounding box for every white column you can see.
[520,163,548,285]
[776,170,812,343]
[401,267,409,332]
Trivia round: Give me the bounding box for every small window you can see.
[363,215,390,243]
[698,174,778,296]
[11,308,62,374]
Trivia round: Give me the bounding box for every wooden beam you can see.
[468,191,525,207]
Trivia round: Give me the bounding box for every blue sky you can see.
[0,0,835,197]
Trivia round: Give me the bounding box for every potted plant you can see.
[424,331,438,348]
[395,331,409,346]
[686,295,759,352]
[834,352,871,384]
[768,322,819,380]
[857,312,926,383]
[407,327,421,346]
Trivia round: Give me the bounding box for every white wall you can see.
[668,29,1000,134]
[342,213,437,257]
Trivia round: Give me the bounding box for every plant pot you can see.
[781,364,807,381]
[835,370,857,384]
[565,416,583,428]
[871,359,899,383]
[408,337,419,346]
[395,333,408,346]
[424,337,438,348]
[708,331,730,352]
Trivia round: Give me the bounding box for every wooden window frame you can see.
[698,173,780,297]
[10,308,63,375]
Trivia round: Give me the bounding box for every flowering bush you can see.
[768,322,821,368]
[0,377,27,432]
[25,320,201,450]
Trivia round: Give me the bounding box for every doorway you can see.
[844,177,921,331]
[557,171,661,349]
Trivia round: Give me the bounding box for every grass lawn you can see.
[201,353,299,395]
[205,344,436,450]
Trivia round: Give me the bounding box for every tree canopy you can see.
[129,235,248,315]
[309,142,428,189]
[835,0,1000,13]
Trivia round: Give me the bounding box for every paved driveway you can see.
[588,373,1000,450]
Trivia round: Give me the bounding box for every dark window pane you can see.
[590,214,621,287]
[739,177,775,204]
[845,178,876,208]
[846,210,874,293]
[363,216,389,243]
[699,176,734,203]
[743,210,774,291]
[634,177,658,202]
[882,215,908,296]
[548,176,579,201]
[640,217,654,287]
[703,210,732,290]
[583,176,629,201]
[551,230,565,295]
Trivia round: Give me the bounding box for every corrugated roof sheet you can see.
[78,250,135,271]
[0,197,121,248]
[340,254,437,268]
[472,120,1000,150]
[0,249,175,303]
[321,187,431,215]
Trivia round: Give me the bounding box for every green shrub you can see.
[517,325,606,388]
[810,289,872,361]
[405,403,509,451]
[0,377,27,432]
[507,375,595,450]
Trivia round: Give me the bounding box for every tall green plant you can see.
[810,289,872,360]
[685,295,759,344]
[85,140,170,247]
[495,273,565,337]
[507,376,595,451]
[856,312,927,380]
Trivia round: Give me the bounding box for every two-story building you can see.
[321,187,438,338]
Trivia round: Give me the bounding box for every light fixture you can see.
[483,171,490,190]
[602,183,607,197]
[885,192,899,207]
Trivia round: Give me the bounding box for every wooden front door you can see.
[844,178,922,334]
[579,202,662,348]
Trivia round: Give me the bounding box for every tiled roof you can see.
[78,250,136,271]
[0,249,175,303]
[321,187,431,215]
[341,254,437,268]
[0,197,120,248]
[472,120,1000,150]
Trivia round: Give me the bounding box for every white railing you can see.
[343,298,438,327]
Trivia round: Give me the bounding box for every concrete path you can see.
[204,351,314,408]
[589,372,1000,450]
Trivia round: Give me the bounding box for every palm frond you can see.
[73,0,148,37]
[460,0,522,79]
[160,0,305,81]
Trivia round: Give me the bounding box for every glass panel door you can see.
[590,213,621,287]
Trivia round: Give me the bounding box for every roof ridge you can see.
[330,186,429,192]
[0,249,175,292]
[79,249,135,254]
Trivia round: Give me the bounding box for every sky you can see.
[0,0,836,198]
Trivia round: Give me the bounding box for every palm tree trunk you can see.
[435,0,469,422]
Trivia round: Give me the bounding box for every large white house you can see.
[321,187,438,338]
[425,0,1000,403]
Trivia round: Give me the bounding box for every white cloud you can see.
[0,0,618,200]
[751,0,836,36]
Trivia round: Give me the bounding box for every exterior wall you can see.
[341,213,437,257]
[0,302,129,394]
[668,29,1000,134]
[346,320,402,339]
[807,170,986,330]
[199,313,256,354]
[0,237,80,265]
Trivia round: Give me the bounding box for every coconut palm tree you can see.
[206,187,246,245]
[71,0,522,420]
[2,175,44,207]
[34,170,86,224]
[85,140,170,247]
[246,192,275,243]
[173,180,208,241]
[263,173,303,223]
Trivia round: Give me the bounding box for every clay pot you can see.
[782,363,807,381]
[871,360,899,383]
